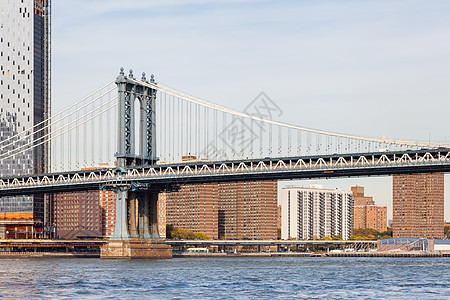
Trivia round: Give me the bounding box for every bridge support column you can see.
[111,185,130,240]
[101,184,171,259]
[149,192,160,239]
[128,192,138,238]
[139,192,151,239]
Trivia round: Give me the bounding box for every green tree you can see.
[380,227,393,238]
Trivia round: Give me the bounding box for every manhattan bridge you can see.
[1,68,449,241]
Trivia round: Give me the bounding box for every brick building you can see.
[351,186,387,233]
[393,173,444,239]
[161,180,278,240]
[54,190,102,239]
[157,192,167,239]
[53,188,115,239]
[99,190,116,237]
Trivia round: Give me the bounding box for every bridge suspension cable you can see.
[0,80,115,150]
[0,102,118,163]
[0,80,118,174]
[2,74,446,174]
[0,86,116,154]
[124,77,447,163]
[149,81,447,149]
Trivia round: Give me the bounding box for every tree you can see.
[166,224,175,239]
[166,225,210,240]
[170,227,196,240]
[352,228,392,240]
[352,228,380,237]
[195,232,210,240]
[380,227,393,238]
[331,234,342,240]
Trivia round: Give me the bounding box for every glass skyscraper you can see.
[0,1,50,225]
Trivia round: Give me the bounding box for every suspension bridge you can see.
[1,68,449,256]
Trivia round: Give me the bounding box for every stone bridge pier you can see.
[100,183,172,259]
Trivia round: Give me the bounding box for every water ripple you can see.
[0,257,448,299]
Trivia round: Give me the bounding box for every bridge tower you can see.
[101,68,171,259]
[115,67,158,169]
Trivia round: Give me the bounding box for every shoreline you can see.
[173,251,449,258]
[0,251,448,259]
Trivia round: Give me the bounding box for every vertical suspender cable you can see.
[91,98,95,166]
[61,118,64,171]
[178,99,181,159]
[99,90,103,164]
[172,96,175,162]
[76,103,79,169]
[277,126,281,156]
[68,110,72,170]
[168,93,171,162]
[188,100,191,155]
[222,112,226,158]
[194,103,197,156]
[214,109,217,160]
[107,89,111,165]
[250,117,253,158]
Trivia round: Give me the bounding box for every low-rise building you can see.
[352,186,387,233]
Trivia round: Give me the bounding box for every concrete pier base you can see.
[100,239,172,259]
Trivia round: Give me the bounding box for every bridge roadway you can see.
[1,148,450,196]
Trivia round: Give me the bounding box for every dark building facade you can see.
[0,0,51,236]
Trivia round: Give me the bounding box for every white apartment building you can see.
[281,185,353,240]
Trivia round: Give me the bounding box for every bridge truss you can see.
[1,148,449,197]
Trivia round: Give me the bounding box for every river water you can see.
[0,257,448,299]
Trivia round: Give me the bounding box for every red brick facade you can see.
[162,180,278,240]
[393,173,444,239]
[352,186,387,233]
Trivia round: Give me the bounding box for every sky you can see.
[51,0,450,220]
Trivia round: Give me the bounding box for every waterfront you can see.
[0,257,448,299]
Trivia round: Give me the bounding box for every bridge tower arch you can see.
[115,68,158,170]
